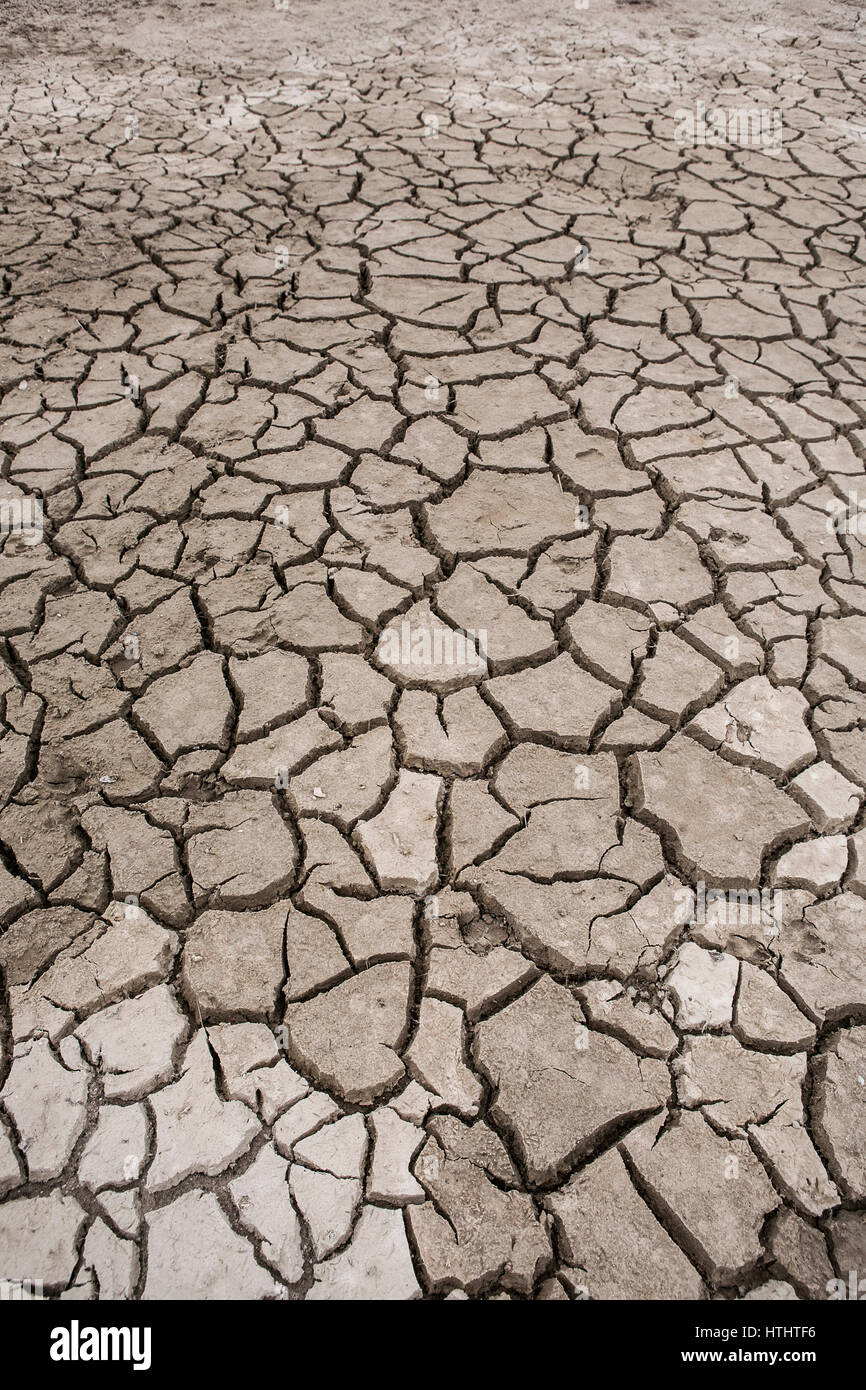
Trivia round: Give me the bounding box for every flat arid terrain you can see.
[0,0,865,1304]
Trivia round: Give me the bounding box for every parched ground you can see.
[0,0,865,1302]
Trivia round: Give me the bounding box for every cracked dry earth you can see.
[2,0,866,1306]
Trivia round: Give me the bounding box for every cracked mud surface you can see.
[1,0,866,1302]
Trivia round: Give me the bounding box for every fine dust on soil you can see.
[0,0,863,74]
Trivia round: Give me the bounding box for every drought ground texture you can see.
[0,0,865,1304]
